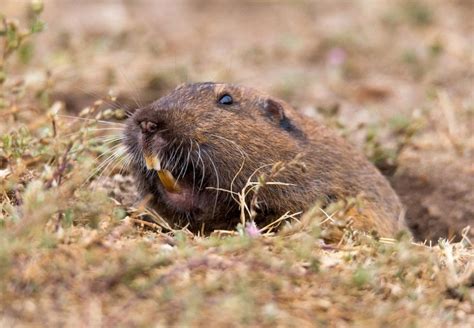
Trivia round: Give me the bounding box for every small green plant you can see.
[401,0,433,26]
[0,0,45,78]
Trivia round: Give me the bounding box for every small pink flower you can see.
[327,47,347,66]
[245,221,261,238]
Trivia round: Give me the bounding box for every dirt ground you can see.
[0,1,473,326]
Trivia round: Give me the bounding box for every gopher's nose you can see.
[139,120,159,134]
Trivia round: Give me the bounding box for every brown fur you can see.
[124,82,408,236]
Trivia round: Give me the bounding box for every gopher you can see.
[124,82,407,236]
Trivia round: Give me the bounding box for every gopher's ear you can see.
[264,98,286,122]
[263,97,306,139]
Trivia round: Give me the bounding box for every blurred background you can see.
[2,0,473,240]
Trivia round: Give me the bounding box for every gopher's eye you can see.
[140,121,158,134]
[218,94,233,105]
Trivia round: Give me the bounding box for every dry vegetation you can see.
[0,1,473,327]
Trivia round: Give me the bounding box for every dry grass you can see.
[1,1,473,327]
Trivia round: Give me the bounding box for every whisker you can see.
[96,145,126,171]
[177,139,192,182]
[94,143,126,160]
[208,133,247,201]
[61,129,125,140]
[183,139,193,180]
[117,68,143,109]
[97,148,129,182]
[82,127,126,132]
[195,141,206,190]
[71,85,130,111]
[82,147,125,188]
[119,153,133,174]
[165,139,180,171]
[202,149,220,219]
[56,114,126,126]
[190,153,197,194]
[100,144,127,166]
[87,134,124,143]
[96,146,128,179]
[131,145,143,169]
[125,109,134,118]
[170,140,185,173]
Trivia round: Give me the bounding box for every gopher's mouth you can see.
[144,154,181,193]
[144,154,201,212]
